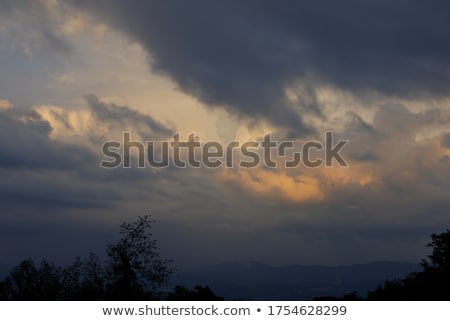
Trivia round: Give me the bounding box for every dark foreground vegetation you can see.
[366,230,450,300]
[0,216,222,300]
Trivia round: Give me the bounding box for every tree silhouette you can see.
[105,215,173,299]
[61,253,105,300]
[423,229,450,271]
[368,229,450,300]
[0,259,62,300]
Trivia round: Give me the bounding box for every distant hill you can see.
[171,261,420,300]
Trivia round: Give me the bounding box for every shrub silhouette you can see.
[168,285,224,301]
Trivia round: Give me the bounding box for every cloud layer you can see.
[1,0,450,268]
[70,1,450,128]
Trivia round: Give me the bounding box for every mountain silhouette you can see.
[171,261,420,300]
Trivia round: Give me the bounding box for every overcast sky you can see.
[1,0,450,268]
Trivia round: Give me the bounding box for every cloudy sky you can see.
[1,0,450,268]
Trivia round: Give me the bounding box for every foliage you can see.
[105,215,173,299]
[61,253,105,300]
[423,229,450,271]
[0,259,62,300]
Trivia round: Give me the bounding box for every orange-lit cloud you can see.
[0,99,13,111]
[219,168,324,203]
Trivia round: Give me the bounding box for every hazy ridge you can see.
[171,261,420,300]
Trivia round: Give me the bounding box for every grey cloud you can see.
[4,0,450,268]
[0,0,71,55]
[338,111,381,162]
[0,108,94,170]
[0,96,176,213]
[68,0,450,130]
[0,106,122,211]
[0,0,43,16]
[0,169,120,210]
[1,96,450,267]
[441,133,450,149]
[372,104,425,140]
[341,104,450,164]
[84,94,173,139]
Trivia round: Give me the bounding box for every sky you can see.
[1,0,450,269]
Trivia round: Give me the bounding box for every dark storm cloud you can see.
[0,108,94,169]
[0,96,174,211]
[0,96,185,264]
[69,0,450,129]
[84,94,173,139]
[0,106,120,210]
[4,0,450,269]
